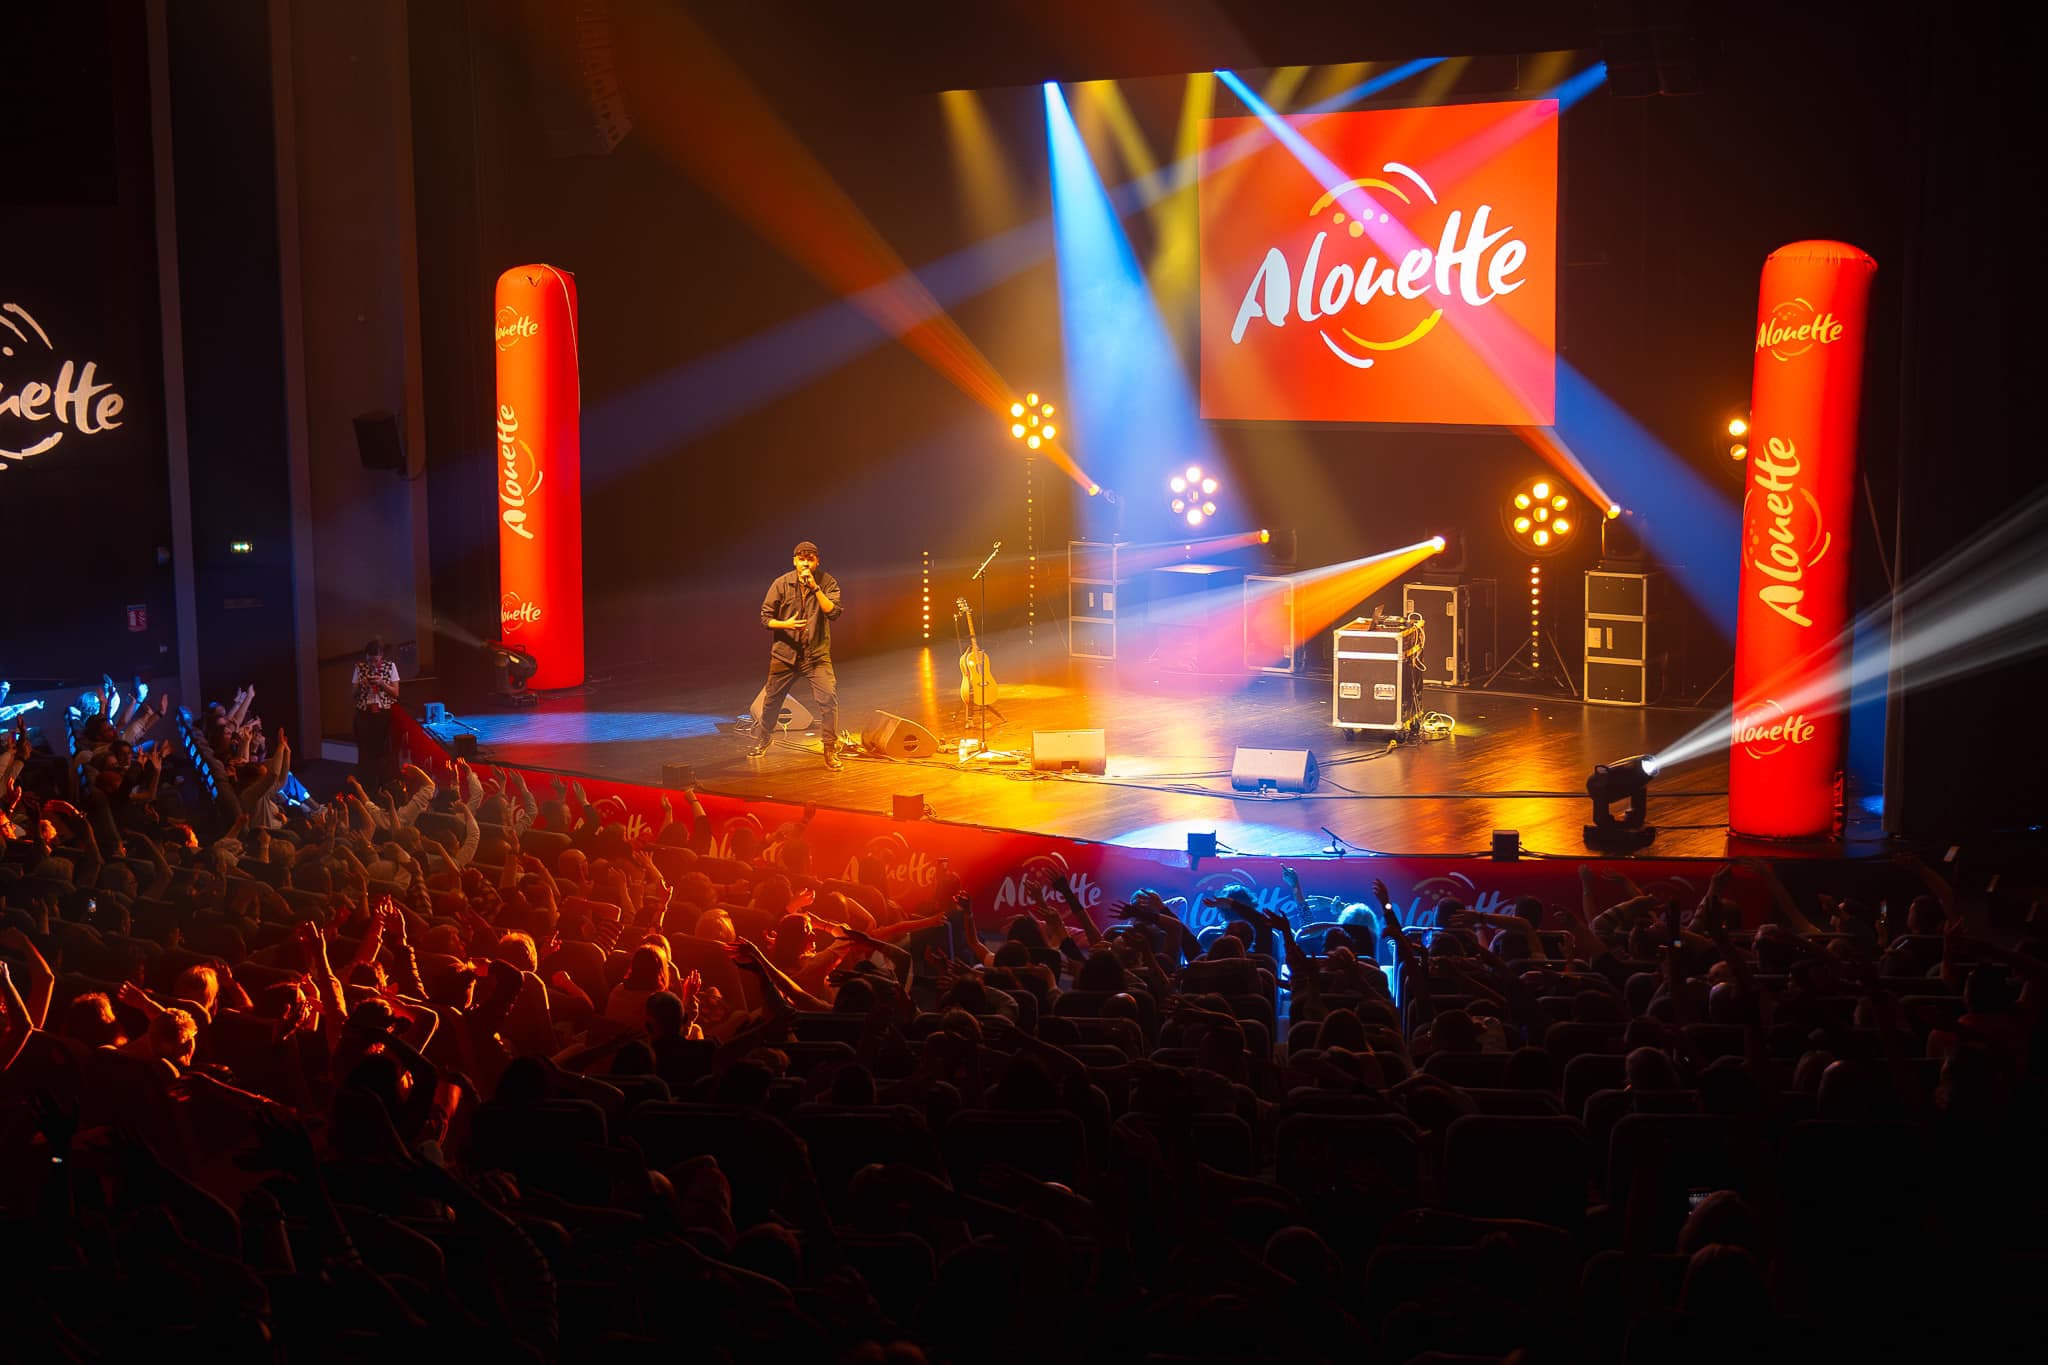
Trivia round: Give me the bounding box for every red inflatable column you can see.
[1728,241,1877,838]
[493,265,584,689]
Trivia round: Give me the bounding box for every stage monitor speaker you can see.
[1032,728,1107,774]
[661,762,696,789]
[1230,746,1319,793]
[452,734,478,761]
[892,794,927,821]
[862,711,941,758]
[352,412,405,473]
[748,687,814,731]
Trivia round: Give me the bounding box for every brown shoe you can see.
[823,746,844,771]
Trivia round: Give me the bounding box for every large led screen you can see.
[1199,99,1558,425]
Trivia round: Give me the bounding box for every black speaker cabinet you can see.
[352,412,405,472]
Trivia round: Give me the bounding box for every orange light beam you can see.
[1142,537,1445,678]
[594,6,1097,490]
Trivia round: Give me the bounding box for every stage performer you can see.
[749,540,844,770]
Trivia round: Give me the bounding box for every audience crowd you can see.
[0,679,2042,1362]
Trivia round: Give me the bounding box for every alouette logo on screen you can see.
[1756,297,1844,362]
[1228,163,1530,372]
[0,301,126,466]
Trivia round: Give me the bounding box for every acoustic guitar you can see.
[956,596,998,709]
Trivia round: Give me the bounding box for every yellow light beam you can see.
[939,88,1023,239]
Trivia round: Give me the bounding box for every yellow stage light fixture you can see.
[1259,529,1271,543]
[1606,503,1622,519]
[1026,434,1041,449]
[1011,422,1026,438]
[1506,476,1579,556]
[1010,402,1025,417]
[1728,416,1749,437]
[1730,442,1748,460]
[1187,508,1204,526]
[1170,475,1187,493]
[1041,424,1055,439]
[1201,477,1217,494]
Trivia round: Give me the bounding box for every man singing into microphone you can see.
[750,540,844,770]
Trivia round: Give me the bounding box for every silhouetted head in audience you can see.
[1077,949,1126,992]
[1791,1049,1835,1094]
[645,990,685,1040]
[1100,992,1143,1029]
[612,1040,655,1076]
[732,1222,804,1285]
[1678,1190,1762,1256]
[1206,933,1245,960]
[1318,1008,1366,1052]
[1904,894,1944,936]
[1503,1046,1558,1092]
[61,991,120,1047]
[1964,963,2015,1018]
[1003,913,1048,949]
[1699,1057,1764,1116]
[1625,1045,1681,1091]
[1937,1044,2010,1119]
[831,1063,876,1107]
[1817,1059,1898,1120]
[1430,1009,1481,1054]
[1265,1225,1342,1296]
[715,1058,776,1107]
[992,940,1032,970]
[1680,1244,1771,1320]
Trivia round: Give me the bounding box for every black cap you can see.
[792,541,820,559]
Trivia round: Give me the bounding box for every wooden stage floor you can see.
[428,631,1884,862]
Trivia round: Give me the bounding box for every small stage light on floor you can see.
[1584,753,1660,850]
[487,641,540,707]
[453,734,479,761]
[1491,829,1521,861]
[661,762,696,789]
[892,794,928,821]
[1187,830,1218,868]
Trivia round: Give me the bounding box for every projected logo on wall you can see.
[0,301,126,465]
[1199,100,1557,425]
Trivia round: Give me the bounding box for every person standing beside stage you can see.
[750,540,844,770]
[351,637,401,789]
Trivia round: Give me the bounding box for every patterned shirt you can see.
[353,659,399,712]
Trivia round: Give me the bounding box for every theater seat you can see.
[1443,1114,1588,1230]
[943,1109,1085,1192]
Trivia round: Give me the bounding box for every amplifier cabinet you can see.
[1584,570,1664,707]
[1333,618,1424,732]
[1402,579,1496,686]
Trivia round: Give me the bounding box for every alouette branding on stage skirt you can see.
[1728,242,1876,840]
[494,264,585,689]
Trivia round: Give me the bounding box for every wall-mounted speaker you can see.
[352,411,405,473]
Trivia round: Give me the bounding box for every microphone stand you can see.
[970,541,1001,756]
